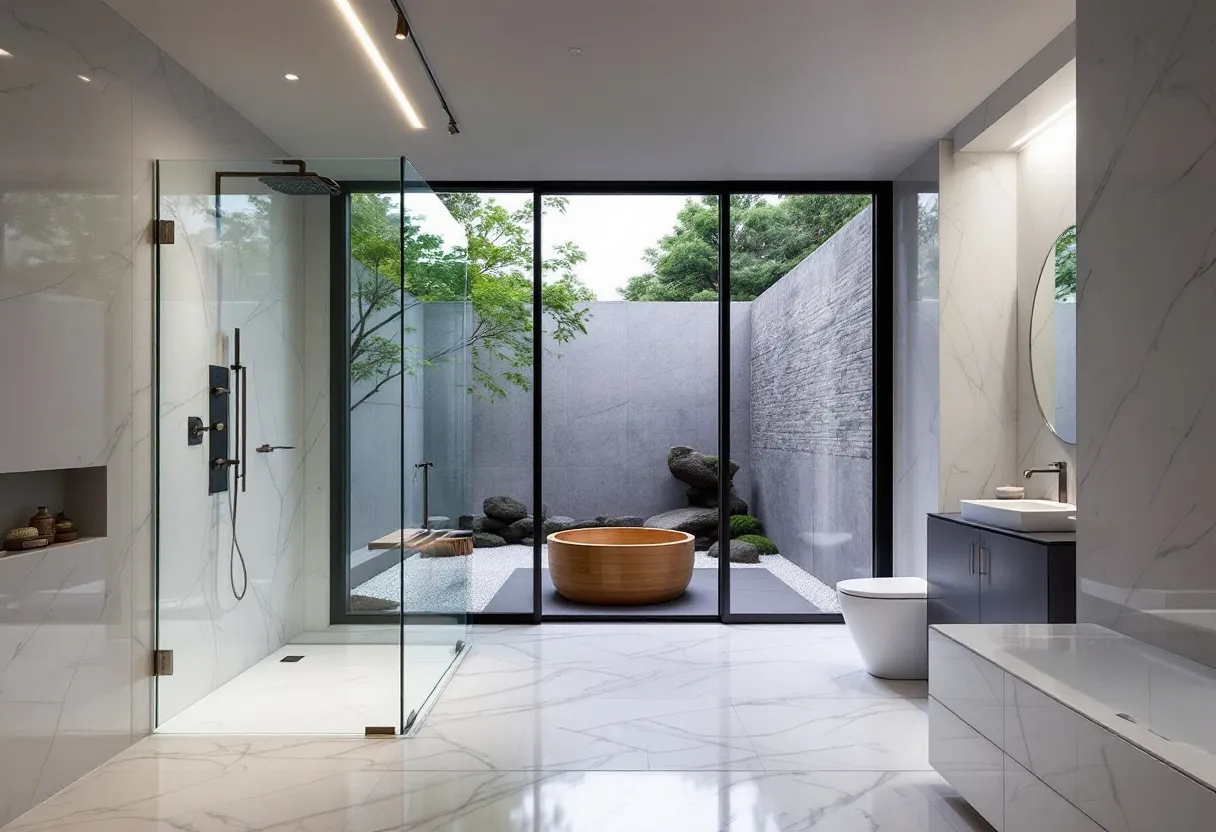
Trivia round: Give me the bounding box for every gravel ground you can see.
[353,544,841,614]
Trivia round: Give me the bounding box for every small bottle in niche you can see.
[54,511,78,543]
[29,506,54,542]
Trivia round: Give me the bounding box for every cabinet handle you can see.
[969,542,976,575]
[978,545,989,576]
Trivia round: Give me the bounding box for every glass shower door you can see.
[153,157,468,735]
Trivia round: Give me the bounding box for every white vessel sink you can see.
[959,499,1077,532]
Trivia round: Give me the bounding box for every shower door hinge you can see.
[152,649,174,676]
[153,219,175,244]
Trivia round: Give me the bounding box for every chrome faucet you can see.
[1023,461,1070,504]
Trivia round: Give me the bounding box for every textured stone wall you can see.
[749,207,875,586]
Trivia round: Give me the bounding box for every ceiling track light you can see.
[388,0,461,137]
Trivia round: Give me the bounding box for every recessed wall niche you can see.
[0,466,107,552]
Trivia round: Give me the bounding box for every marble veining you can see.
[1,623,991,831]
[1076,0,1216,670]
[0,0,283,825]
[937,141,1018,511]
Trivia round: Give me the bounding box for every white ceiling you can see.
[105,0,1075,181]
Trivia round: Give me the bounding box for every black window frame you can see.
[330,180,893,626]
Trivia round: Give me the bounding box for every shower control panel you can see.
[208,365,232,494]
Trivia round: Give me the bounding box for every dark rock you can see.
[667,446,718,490]
[539,502,550,520]
[686,488,749,515]
[707,539,761,564]
[472,515,506,534]
[643,507,719,536]
[567,519,603,531]
[473,532,507,548]
[502,515,534,544]
[694,536,713,551]
[667,446,740,491]
[596,515,645,527]
[483,495,528,523]
[542,515,578,536]
[458,514,476,531]
[522,537,534,546]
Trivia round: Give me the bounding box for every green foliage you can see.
[349,192,593,407]
[729,515,763,538]
[738,534,778,555]
[621,193,872,302]
[1054,225,1077,302]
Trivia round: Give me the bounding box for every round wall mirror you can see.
[1030,225,1077,444]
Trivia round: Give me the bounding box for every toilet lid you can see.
[836,577,927,599]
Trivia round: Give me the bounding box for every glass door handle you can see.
[255,444,295,453]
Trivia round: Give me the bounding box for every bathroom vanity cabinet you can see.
[927,513,1075,625]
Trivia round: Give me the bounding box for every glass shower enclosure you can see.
[152,157,469,734]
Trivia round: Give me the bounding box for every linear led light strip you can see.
[331,0,424,129]
[1012,99,1076,151]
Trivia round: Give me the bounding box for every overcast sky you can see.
[407,192,690,300]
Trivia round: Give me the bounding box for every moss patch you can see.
[728,515,763,538]
[737,534,778,555]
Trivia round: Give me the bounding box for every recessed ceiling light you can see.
[330,0,423,129]
[284,73,299,81]
[568,46,583,56]
[77,74,91,82]
[0,48,12,58]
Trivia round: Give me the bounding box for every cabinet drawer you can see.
[930,696,1004,829]
[1005,755,1102,832]
[929,630,1005,746]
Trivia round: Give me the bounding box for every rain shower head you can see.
[215,160,342,198]
[257,172,342,196]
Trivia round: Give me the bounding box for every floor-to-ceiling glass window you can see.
[726,191,877,616]
[525,191,722,618]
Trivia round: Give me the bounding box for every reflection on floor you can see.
[354,544,843,614]
[3,624,991,831]
[157,643,459,735]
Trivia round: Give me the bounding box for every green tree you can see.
[1054,224,1077,302]
[349,192,592,408]
[620,193,871,301]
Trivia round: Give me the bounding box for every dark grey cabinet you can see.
[927,514,1076,626]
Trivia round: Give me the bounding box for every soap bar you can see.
[995,486,1025,500]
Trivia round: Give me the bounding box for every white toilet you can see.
[836,577,928,680]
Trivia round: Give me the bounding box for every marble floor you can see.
[1,624,992,831]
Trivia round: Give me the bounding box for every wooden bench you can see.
[367,529,474,557]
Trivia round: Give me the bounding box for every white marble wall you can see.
[1077,0,1216,668]
[1016,114,1077,498]
[893,151,940,579]
[154,170,307,723]
[937,141,1019,511]
[0,0,283,824]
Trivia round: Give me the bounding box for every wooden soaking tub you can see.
[547,527,695,605]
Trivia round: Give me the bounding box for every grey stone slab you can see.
[482,567,819,616]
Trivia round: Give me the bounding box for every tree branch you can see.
[351,368,403,410]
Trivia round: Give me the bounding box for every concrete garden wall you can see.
[472,301,753,521]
